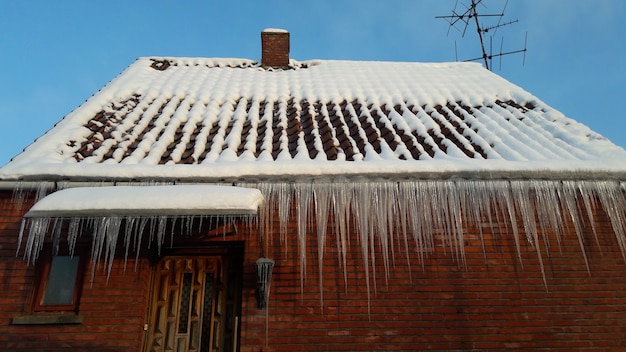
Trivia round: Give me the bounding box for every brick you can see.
[3,190,626,350]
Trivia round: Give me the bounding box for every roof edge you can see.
[1,170,625,190]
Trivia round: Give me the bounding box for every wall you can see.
[237,194,626,351]
[2,188,626,351]
[0,190,151,352]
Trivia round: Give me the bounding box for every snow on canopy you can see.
[18,184,264,280]
[24,185,264,217]
[1,57,625,181]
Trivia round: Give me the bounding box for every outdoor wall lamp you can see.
[255,257,275,309]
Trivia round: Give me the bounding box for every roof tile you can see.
[2,57,626,180]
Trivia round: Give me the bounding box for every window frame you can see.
[32,246,87,313]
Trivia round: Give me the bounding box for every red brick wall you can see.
[0,190,151,352]
[2,189,626,351]
[236,194,626,351]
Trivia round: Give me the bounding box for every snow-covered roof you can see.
[24,185,263,217]
[2,57,625,181]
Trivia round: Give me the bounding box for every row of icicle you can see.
[14,179,626,310]
[247,179,626,311]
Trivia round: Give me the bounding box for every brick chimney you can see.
[261,28,290,68]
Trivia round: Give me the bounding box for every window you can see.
[33,247,86,312]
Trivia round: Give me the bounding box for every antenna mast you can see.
[436,0,527,70]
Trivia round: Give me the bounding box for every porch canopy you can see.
[24,185,264,218]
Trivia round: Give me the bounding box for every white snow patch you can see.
[1,58,626,180]
[25,185,264,217]
[263,28,288,33]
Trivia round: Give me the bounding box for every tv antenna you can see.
[436,0,527,71]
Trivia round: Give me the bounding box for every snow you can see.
[263,28,288,33]
[24,185,264,217]
[1,57,625,181]
[4,159,626,183]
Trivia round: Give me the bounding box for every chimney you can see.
[261,28,290,68]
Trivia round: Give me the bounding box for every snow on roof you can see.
[2,57,625,181]
[24,185,264,217]
[263,28,288,33]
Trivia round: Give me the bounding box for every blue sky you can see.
[1,0,624,166]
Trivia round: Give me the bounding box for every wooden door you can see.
[145,256,239,352]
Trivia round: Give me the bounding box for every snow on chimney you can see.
[261,28,290,68]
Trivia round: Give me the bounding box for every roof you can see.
[2,57,625,181]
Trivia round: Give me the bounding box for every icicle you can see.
[155,216,168,255]
[533,181,564,252]
[185,215,194,236]
[169,217,177,247]
[90,217,107,282]
[197,215,205,235]
[577,181,601,252]
[457,180,489,262]
[147,216,158,248]
[67,218,81,256]
[277,182,292,251]
[25,217,50,265]
[559,181,590,273]
[414,180,435,266]
[352,182,372,315]
[422,181,441,255]
[593,181,626,260]
[135,217,149,265]
[388,184,401,268]
[294,182,312,295]
[313,182,330,309]
[495,181,524,267]
[256,182,274,255]
[34,182,49,203]
[365,183,378,294]
[50,218,62,255]
[511,181,548,287]
[123,217,136,271]
[444,181,465,266]
[395,181,413,281]
[331,182,351,293]
[15,219,27,258]
[372,182,392,285]
[11,181,26,211]
[104,217,122,281]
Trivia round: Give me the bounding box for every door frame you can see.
[142,242,244,352]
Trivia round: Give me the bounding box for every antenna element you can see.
[436,0,527,70]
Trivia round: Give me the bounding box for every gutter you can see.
[1,170,625,191]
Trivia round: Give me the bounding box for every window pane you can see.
[178,272,193,334]
[42,256,80,306]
